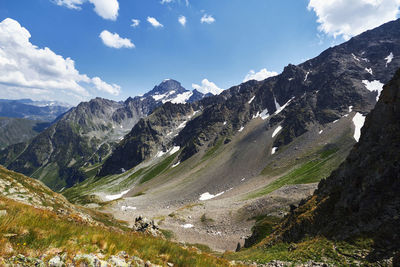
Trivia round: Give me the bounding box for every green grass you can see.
[226,236,374,266]
[244,215,281,247]
[248,145,342,199]
[202,138,225,161]
[140,152,178,184]
[0,197,233,267]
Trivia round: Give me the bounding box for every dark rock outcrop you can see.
[272,68,400,261]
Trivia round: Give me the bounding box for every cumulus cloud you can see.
[131,19,140,28]
[0,18,120,104]
[53,0,119,21]
[54,0,84,9]
[178,15,187,26]
[192,79,223,95]
[99,30,135,49]
[308,0,400,40]
[243,68,278,82]
[201,14,215,24]
[147,17,164,28]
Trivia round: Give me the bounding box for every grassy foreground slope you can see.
[0,166,233,267]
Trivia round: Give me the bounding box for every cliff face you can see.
[273,69,400,260]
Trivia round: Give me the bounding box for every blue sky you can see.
[0,0,399,104]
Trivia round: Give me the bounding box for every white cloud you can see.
[243,68,278,82]
[91,77,120,95]
[54,0,84,9]
[308,0,400,40]
[160,0,173,3]
[53,0,119,21]
[0,18,120,104]
[201,14,215,24]
[99,30,135,49]
[192,79,223,95]
[147,17,164,28]
[178,15,187,26]
[131,19,140,28]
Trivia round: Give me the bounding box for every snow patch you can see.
[171,162,180,168]
[152,93,167,101]
[274,97,294,115]
[105,189,130,201]
[362,80,384,101]
[260,108,269,120]
[272,125,282,138]
[365,68,373,75]
[333,119,339,123]
[248,96,255,104]
[156,150,166,158]
[238,126,244,132]
[169,146,180,155]
[304,71,310,82]
[177,121,187,129]
[349,106,353,113]
[385,52,394,67]
[271,147,278,155]
[319,130,323,134]
[241,177,246,182]
[181,224,194,229]
[167,91,193,104]
[352,112,366,142]
[199,191,224,201]
[121,206,136,211]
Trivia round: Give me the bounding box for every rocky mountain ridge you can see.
[98,18,400,177]
[259,68,400,263]
[0,99,70,122]
[0,79,210,190]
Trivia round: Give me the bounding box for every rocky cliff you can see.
[269,68,400,262]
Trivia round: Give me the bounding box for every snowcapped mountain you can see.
[143,79,214,104]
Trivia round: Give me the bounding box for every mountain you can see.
[143,79,212,104]
[56,19,400,252]
[0,166,230,267]
[98,19,400,177]
[290,68,400,256]
[0,117,49,148]
[0,99,71,122]
[0,79,211,190]
[240,68,400,265]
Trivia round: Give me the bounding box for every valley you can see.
[0,8,400,266]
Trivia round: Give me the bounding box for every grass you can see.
[225,236,375,266]
[248,145,343,199]
[139,152,178,184]
[0,196,233,267]
[202,138,225,161]
[244,215,281,247]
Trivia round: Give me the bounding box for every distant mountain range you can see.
[0,80,214,189]
[0,99,71,122]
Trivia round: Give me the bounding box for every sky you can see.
[0,0,399,105]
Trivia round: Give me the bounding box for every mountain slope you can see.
[0,99,70,122]
[0,166,233,267]
[99,19,400,177]
[266,68,400,262]
[0,117,48,148]
[0,80,211,190]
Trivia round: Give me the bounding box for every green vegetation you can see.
[140,152,178,184]
[202,138,225,161]
[249,145,343,199]
[0,197,232,267]
[200,213,214,224]
[244,215,281,247]
[226,236,375,266]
